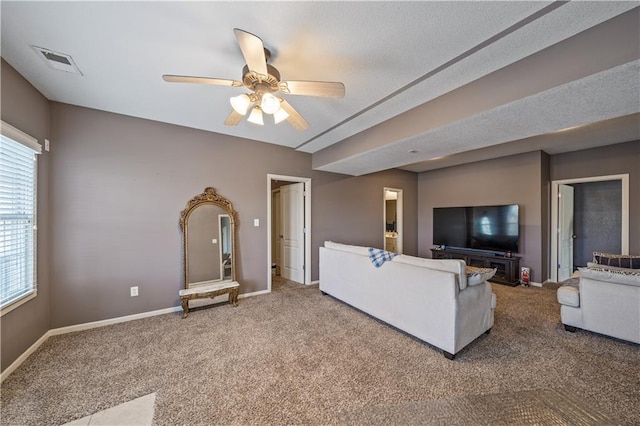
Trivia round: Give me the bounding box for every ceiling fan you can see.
[162,28,345,131]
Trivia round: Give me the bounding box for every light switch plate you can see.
[254,219,259,227]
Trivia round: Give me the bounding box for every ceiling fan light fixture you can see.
[273,106,290,124]
[230,94,252,115]
[163,29,344,131]
[260,92,280,114]
[247,106,264,125]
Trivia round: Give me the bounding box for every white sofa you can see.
[557,258,640,344]
[319,241,496,359]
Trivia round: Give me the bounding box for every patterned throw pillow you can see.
[592,252,640,269]
[466,266,497,286]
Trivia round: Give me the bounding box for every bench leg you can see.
[229,288,239,307]
[564,324,577,332]
[443,351,456,360]
[181,298,189,319]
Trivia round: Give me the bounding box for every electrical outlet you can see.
[130,286,139,297]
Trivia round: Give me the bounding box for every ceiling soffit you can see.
[312,7,640,176]
[398,114,640,173]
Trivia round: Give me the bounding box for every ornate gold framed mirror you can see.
[179,187,239,318]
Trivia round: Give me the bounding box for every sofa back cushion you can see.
[323,242,471,290]
[324,241,370,257]
[580,266,640,287]
[592,252,640,269]
[392,254,467,290]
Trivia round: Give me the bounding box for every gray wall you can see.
[48,103,309,327]
[418,151,546,282]
[417,142,639,284]
[312,168,419,262]
[48,103,419,329]
[0,60,51,371]
[550,140,640,254]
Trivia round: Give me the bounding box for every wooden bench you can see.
[178,281,239,318]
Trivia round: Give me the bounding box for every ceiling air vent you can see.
[31,46,83,75]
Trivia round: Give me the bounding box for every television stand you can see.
[431,248,521,286]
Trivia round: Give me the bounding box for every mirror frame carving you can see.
[179,187,239,317]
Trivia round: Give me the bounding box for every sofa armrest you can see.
[557,284,580,307]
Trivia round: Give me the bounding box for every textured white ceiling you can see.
[1,1,638,176]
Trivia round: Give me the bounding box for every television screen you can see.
[433,204,519,253]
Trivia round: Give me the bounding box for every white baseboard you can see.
[1,330,52,382]
[1,289,268,382]
[239,289,269,298]
[530,281,543,287]
[310,280,319,285]
[48,306,183,337]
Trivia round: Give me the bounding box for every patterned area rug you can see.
[340,388,618,425]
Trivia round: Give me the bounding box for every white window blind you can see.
[0,121,40,312]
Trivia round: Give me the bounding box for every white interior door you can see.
[272,190,282,276]
[558,184,575,281]
[281,183,305,284]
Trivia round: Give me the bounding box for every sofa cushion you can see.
[557,281,580,307]
[324,241,370,257]
[466,266,497,286]
[392,254,467,290]
[592,252,640,269]
[579,266,640,287]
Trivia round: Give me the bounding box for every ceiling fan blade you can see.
[279,80,345,98]
[280,99,309,131]
[224,110,244,126]
[233,28,268,77]
[162,75,243,87]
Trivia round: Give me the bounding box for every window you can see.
[1,121,41,315]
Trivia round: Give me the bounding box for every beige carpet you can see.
[1,279,639,425]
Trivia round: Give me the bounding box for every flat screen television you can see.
[433,204,519,254]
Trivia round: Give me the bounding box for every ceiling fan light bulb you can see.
[247,106,264,125]
[273,107,290,124]
[260,93,280,114]
[230,94,251,115]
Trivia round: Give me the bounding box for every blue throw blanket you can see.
[368,247,398,267]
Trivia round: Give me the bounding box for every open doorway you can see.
[267,174,312,292]
[550,174,629,282]
[384,188,403,253]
